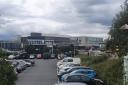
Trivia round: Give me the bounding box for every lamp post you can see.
[120,24,128,30]
[74,45,75,57]
[120,24,128,85]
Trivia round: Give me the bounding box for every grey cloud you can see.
[71,0,123,26]
[58,22,109,36]
[71,0,108,6]
[0,4,27,17]
[0,0,124,39]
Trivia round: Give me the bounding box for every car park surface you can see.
[16,59,57,85]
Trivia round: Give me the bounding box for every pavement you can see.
[16,59,58,85]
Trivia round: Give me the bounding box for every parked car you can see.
[23,60,32,67]
[43,53,51,59]
[57,63,80,74]
[8,55,16,59]
[57,57,73,67]
[61,73,91,84]
[37,54,43,59]
[15,52,30,59]
[24,59,35,66]
[16,63,25,73]
[15,60,28,72]
[63,69,97,79]
[61,73,104,85]
[51,54,56,59]
[29,54,35,59]
[57,66,91,81]
[55,82,87,85]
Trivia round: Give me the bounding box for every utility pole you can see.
[74,45,75,57]
[52,45,53,55]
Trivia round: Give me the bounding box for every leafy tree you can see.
[0,48,17,85]
[106,0,128,57]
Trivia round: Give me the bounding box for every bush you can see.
[78,54,123,85]
[79,54,109,66]
[92,59,123,85]
[0,49,17,85]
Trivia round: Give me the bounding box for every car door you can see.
[66,75,81,82]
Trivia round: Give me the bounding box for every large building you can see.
[21,33,72,48]
[20,33,72,53]
[0,33,104,52]
[0,40,20,51]
[70,36,103,48]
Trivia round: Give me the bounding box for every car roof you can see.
[55,82,87,85]
[69,73,89,76]
[71,69,94,72]
[69,66,91,69]
[63,57,73,59]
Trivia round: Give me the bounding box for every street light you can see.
[120,24,128,30]
[120,24,128,85]
[74,45,75,57]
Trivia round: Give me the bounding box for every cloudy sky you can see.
[0,0,124,39]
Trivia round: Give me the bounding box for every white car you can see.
[57,63,72,74]
[57,57,73,67]
[58,63,80,73]
[57,66,71,75]
[17,60,32,67]
[8,55,16,59]
[29,54,35,59]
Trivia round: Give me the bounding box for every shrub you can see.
[0,49,17,85]
[78,54,123,85]
[79,54,109,66]
[92,58,123,85]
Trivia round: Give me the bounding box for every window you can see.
[81,71,92,74]
[67,75,81,82]
[80,75,90,82]
[63,59,73,62]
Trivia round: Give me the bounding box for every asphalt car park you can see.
[16,59,58,85]
[8,54,104,85]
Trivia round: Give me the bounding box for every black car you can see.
[15,52,30,59]
[58,66,91,81]
[43,53,51,59]
[62,73,104,85]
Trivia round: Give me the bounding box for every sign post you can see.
[124,54,128,85]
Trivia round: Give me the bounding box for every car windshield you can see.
[63,59,73,62]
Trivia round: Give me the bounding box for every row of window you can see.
[28,40,44,45]
[28,40,54,45]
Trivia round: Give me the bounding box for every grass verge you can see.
[77,54,123,85]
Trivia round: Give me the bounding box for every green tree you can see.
[106,0,128,57]
[0,48,17,85]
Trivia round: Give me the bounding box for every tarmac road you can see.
[16,59,58,85]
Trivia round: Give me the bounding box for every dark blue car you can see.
[69,69,97,79]
[62,69,96,80]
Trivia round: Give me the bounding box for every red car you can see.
[36,54,43,59]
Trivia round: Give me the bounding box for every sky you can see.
[0,0,124,39]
